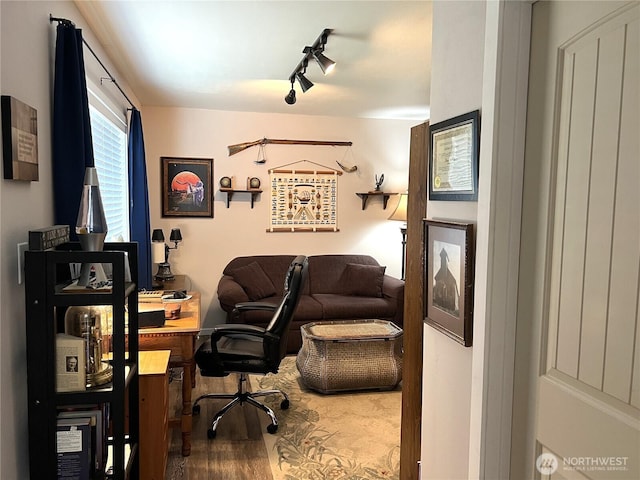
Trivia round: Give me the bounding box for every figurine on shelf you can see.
[371,173,384,192]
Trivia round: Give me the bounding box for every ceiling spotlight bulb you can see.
[296,72,314,92]
[285,88,296,105]
[313,50,336,75]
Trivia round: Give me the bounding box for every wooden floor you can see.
[166,372,274,480]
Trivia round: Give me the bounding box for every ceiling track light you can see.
[284,78,296,105]
[284,28,335,105]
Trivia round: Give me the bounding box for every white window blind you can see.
[89,104,129,242]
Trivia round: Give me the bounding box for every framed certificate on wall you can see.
[428,110,480,201]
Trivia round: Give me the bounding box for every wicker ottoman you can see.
[296,319,403,393]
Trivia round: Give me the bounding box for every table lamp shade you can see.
[152,242,166,264]
[388,193,408,222]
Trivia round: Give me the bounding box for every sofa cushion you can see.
[312,294,397,319]
[235,295,324,325]
[340,263,386,297]
[223,255,310,295]
[308,254,381,294]
[230,261,277,300]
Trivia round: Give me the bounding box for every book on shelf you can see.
[56,334,86,393]
[58,404,106,475]
[56,416,91,480]
[28,225,70,250]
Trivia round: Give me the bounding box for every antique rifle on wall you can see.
[228,138,353,156]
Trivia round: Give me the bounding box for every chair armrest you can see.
[210,323,267,344]
[234,301,279,312]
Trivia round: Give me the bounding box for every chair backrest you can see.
[264,255,308,362]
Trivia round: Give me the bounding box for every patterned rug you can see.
[254,356,401,480]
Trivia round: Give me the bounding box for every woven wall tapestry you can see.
[268,161,342,232]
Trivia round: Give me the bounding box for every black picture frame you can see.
[428,110,480,201]
[424,219,475,346]
[161,157,213,217]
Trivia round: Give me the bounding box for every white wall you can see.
[421,1,485,479]
[0,1,137,476]
[142,106,415,329]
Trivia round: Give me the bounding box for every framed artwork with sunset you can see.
[161,157,213,217]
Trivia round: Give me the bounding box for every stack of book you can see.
[28,225,70,250]
[56,404,108,480]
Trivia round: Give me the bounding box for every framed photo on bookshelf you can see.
[56,334,86,392]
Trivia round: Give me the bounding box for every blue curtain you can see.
[128,109,152,290]
[52,22,94,237]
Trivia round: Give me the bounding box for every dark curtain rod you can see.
[50,14,137,111]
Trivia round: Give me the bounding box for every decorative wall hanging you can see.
[268,160,342,232]
[1,95,39,181]
[162,157,213,217]
[429,110,480,201]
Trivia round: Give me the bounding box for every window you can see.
[88,89,129,242]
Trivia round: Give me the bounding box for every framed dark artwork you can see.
[162,157,213,217]
[429,109,480,201]
[1,95,39,181]
[424,219,474,346]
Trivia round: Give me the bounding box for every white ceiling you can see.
[76,0,432,121]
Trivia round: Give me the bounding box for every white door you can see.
[517,1,639,479]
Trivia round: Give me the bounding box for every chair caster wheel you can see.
[192,404,201,415]
[207,428,216,439]
[280,399,289,410]
[267,423,278,434]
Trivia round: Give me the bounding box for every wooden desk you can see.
[138,292,200,457]
[138,350,170,479]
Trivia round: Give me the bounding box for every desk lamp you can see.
[152,228,182,281]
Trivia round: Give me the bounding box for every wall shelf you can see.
[355,192,398,210]
[220,188,262,208]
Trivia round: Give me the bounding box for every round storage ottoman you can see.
[296,319,403,393]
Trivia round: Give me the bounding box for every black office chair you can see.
[192,255,308,439]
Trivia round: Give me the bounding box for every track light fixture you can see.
[295,59,314,92]
[284,28,335,105]
[284,78,296,105]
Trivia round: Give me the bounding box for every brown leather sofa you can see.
[217,254,404,353]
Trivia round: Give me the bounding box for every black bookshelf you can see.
[25,242,139,479]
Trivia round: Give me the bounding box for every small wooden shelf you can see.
[355,192,398,210]
[220,188,262,208]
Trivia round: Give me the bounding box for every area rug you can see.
[254,356,401,480]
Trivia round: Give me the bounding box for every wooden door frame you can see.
[399,122,429,480]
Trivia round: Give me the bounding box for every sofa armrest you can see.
[383,275,404,299]
[383,275,405,327]
[217,275,249,312]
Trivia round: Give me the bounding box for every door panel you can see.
[524,1,639,478]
